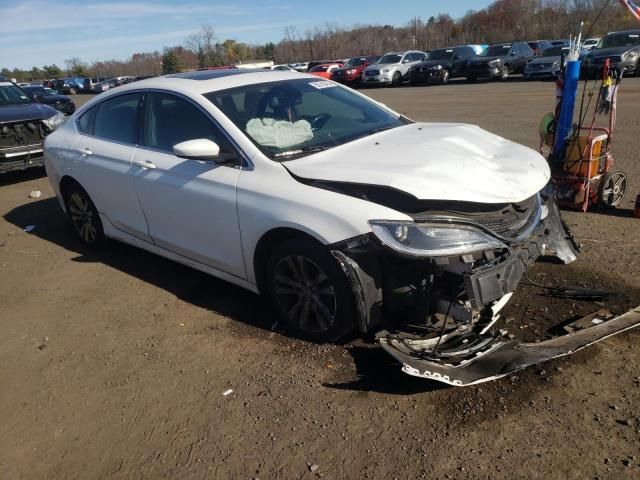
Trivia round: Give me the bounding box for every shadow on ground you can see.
[3,196,278,335]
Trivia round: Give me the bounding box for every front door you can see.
[131,92,245,278]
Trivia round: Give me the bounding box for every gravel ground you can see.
[1,77,639,480]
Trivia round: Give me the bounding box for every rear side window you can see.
[77,106,97,134]
[92,93,142,144]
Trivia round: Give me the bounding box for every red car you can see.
[330,55,381,86]
[308,63,344,79]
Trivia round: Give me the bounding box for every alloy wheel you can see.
[68,191,98,244]
[272,255,337,334]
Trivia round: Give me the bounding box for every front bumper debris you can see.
[379,306,640,386]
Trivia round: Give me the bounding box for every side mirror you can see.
[402,59,410,64]
[510,51,517,56]
[173,139,221,161]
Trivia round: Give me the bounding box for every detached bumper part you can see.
[379,306,640,386]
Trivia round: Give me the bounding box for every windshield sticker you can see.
[309,81,337,90]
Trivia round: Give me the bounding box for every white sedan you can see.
[45,69,614,385]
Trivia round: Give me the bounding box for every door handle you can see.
[133,160,157,169]
[77,148,92,156]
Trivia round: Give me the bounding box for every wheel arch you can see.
[252,227,327,295]
[59,175,83,206]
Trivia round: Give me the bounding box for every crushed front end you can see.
[0,117,59,174]
[330,194,638,385]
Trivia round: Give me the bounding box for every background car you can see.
[527,40,553,56]
[22,85,76,115]
[91,82,111,93]
[550,39,569,46]
[583,29,640,77]
[307,63,343,79]
[362,50,427,86]
[466,42,535,81]
[271,64,296,71]
[409,45,478,85]
[582,37,601,50]
[524,45,569,80]
[0,80,65,173]
[330,55,380,87]
[54,77,85,94]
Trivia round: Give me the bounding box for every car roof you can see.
[607,29,640,35]
[74,70,316,112]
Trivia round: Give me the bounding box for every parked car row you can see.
[276,30,638,89]
[36,75,154,95]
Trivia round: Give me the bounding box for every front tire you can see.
[500,65,510,81]
[440,69,450,84]
[266,238,356,343]
[391,71,402,87]
[64,183,105,247]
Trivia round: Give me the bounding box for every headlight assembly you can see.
[42,111,66,131]
[369,221,506,257]
[382,67,391,73]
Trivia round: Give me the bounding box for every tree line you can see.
[3,0,637,81]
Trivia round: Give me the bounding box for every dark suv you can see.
[409,46,478,84]
[22,86,76,115]
[466,42,535,81]
[583,29,640,77]
[0,81,65,173]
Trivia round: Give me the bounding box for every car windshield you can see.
[0,83,33,105]
[205,78,406,160]
[428,49,454,60]
[378,54,402,64]
[598,32,640,48]
[482,44,511,56]
[541,46,569,57]
[345,57,364,67]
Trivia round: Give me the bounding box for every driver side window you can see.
[142,92,233,155]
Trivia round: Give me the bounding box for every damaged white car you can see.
[44,70,639,386]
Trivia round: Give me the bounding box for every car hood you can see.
[527,56,561,65]
[41,95,71,103]
[589,46,637,57]
[415,59,453,68]
[0,102,57,123]
[284,123,550,204]
[365,63,398,71]
[469,56,505,65]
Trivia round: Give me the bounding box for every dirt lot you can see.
[1,78,639,480]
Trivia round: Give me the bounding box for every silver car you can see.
[524,45,569,79]
[362,50,427,86]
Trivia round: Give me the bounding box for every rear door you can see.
[72,92,151,241]
[131,91,245,277]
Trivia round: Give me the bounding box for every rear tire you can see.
[69,88,77,95]
[64,183,105,248]
[266,238,356,343]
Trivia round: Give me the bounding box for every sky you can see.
[0,0,493,70]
